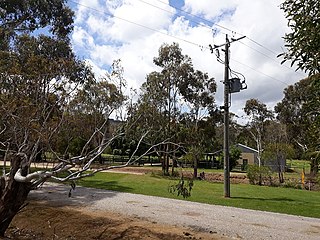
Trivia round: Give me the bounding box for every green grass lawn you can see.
[78,172,320,218]
[287,159,311,173]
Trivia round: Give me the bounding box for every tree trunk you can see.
[310,158,319,176]
[0,157,31,237]
[193,158,198,179]
[165,155,169,175]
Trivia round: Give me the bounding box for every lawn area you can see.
[287,159,311,173]
[78,172,320,218]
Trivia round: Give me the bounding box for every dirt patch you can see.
[109,167,249,184]
[6,201,224,240]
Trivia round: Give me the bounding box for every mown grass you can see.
[287,159,311,173]
[78,172,320,218]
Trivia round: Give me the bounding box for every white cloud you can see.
[184,0,238,20]
[71,0,307,124]
[107,0,174,42]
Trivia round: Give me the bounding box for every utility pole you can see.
[210,34,246,198]
[223,34,231,198]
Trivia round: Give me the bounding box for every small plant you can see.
[168,175,194,198]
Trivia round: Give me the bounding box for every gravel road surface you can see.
[29,183,320,240]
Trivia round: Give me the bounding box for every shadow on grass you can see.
[231,196,296,202]
[80,180,134,193]
[28,181,133,208]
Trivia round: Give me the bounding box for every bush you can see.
[282,179,301,189]
[247,165,273,185]
[168,175,194,198]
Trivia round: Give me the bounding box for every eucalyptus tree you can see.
[263,122,294,183]
[279,0,320,75]
[244,98,273,167]
[178,69,216,177]
[0,0,73,50]
[154,43,191,174]
[131,43,217,176]
[0,1,143,236]
[126,71,175,174]
[275,74,320,175]
[0,31,93,235]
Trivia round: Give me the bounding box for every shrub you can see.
[168,175,194,198]
[247,165,273,185]
[282,179,301,189]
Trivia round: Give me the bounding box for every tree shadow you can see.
[27,181,133,207]
[80,180,133,193]
[231,196,295,202]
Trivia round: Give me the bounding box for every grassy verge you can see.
[78,172,320,218]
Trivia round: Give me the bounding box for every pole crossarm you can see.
[209,35,246,53]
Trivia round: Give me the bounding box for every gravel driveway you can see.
[29,183,320,240]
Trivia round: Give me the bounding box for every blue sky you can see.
[68,0,307,123]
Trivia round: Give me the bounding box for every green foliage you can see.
[246,165,273,185]
[275,74,320,166]
[230,146,242,169]
[244,99,273,121]
[282,179,302,189]
[262,143,295,163]
[68,137,87,156]
[217,146,241,170]
[0,33,92,159]
[127,42,218,175]
[279,0,320,74]
[0,0,74,50]
[168,176,194,198]
[184,146,203,162]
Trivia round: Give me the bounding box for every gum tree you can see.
[0,1,167,236]
[279,0,320,75]
[131,43,216,177]
[244,99,273,167]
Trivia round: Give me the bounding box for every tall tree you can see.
[133,43,216,176]
[0,0,73,50]
[263,122,294,183]
[244,99,273,166]
[0,32,92,235]
[279,0,320,75]
[0,1,125,235]
[0,2,178,236]
[275,74,320,175]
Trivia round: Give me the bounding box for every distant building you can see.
[235,143,259,167]
[235,143,286,171]
[204,143,286,171]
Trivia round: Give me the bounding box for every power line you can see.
[230,57,289,86]
[70,0,296,87]
[153,0,237,34]
[146,0,301,76]
[69,0,207,49]
[238,40,305,77]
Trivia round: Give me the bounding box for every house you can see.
[235,143,259,167]
[204,144,286,170]
[235,144,286,171]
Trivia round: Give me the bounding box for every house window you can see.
[243,159,248,165]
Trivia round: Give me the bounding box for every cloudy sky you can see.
[68,0,306,123]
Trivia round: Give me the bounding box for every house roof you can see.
[236,143,258,153]
[207,144,258,155]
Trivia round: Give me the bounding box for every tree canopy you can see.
[279,0,320,75]
[275,74,320,174]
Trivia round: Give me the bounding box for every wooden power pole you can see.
[210,34,246,198]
